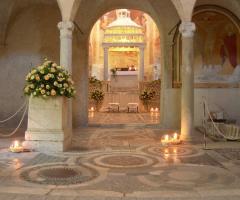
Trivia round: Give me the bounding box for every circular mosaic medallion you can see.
[143,146,202,158]
[90,153,158,169]
[20,164,99,186]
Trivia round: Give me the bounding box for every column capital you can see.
[58,21,74,39]
[179,22,196,38]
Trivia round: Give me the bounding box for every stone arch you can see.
[71,0,182,128]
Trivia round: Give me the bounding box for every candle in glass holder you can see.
[9,140,23,153]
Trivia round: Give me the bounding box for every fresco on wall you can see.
[193,10,240,83]
[100,10,147,31]
[109,51,139,69]
[90,9,160,80]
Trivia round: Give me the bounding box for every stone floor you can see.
[88,112,160,125]
[1,110,240,200]
[0,124,240,200]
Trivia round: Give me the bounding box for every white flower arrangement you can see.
[24,59,76,98]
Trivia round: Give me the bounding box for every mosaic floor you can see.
[0,127,240,200]
[88,112,160,125]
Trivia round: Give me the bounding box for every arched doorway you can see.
[72,0,181,129]
[87,8,161,126]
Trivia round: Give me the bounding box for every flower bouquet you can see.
[24,59,75,98]
[90,90,104,111]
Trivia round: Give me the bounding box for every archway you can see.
[72,0,181,129]
[87,8,161,125]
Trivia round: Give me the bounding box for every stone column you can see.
[58,21,74,72]
[103,47,109,81]
[179,22,196,140]
[58,21,74,143]
[139,46,145,81]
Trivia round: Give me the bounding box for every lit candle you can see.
[164,149,169,154]
[173,148,177,154]
[89,107,94,112]
[155,108,159,112]
[173,133,178,140]
[10,140,23,153]
[165,134,169,141]
[150,107,154,112]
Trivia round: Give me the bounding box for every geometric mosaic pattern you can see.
[20,164,99,185]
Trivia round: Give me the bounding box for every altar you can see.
[110,70,138,90]
[102,9,145,82]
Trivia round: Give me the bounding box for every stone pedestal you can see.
[23,97,71,152]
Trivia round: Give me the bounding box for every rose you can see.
[63,83,68,88]
[30,84,35,89]
[41,84,44,88]
[35,75,40,81]
[44,75,50,80]
[54,81,58,86]
[58,73,63,77]
[50,68,56,73]
[51,89,56,96]
[24,87,29,93]
[41,89,46,94]
[52,63,57,67]
[46,85,50,90]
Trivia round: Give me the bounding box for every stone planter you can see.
[23,96,71,152]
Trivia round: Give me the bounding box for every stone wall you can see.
[194,88,240,126]
[0,4,61,127]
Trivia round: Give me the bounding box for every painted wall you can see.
[89,9,161,81]
[0,4,61,127]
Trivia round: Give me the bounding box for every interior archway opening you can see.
[87,9,161,126]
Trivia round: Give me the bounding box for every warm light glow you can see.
[14,141,19,147]
[164,149,169,154]
[173,148,177,154]
[165,135,169,141]
[155,108,159,112]
[10,140,23,153]
[150,107,154,112]
[173,133,178,140]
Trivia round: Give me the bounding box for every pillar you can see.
[58,21,74,142]
[179,22,196,140]
[139,46,145,81]
[58,21,74,72]
[103,47,109,80]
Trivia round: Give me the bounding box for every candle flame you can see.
[173,133,178,140]
[165,135,169,141]
[14,140,19,147]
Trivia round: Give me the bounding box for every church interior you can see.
[0,0,240,199]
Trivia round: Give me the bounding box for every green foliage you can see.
[110,68,117,76]
[24,59,76,98]
[89,76,102,87]
[139,90,155,102]
[90,90,104,103]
